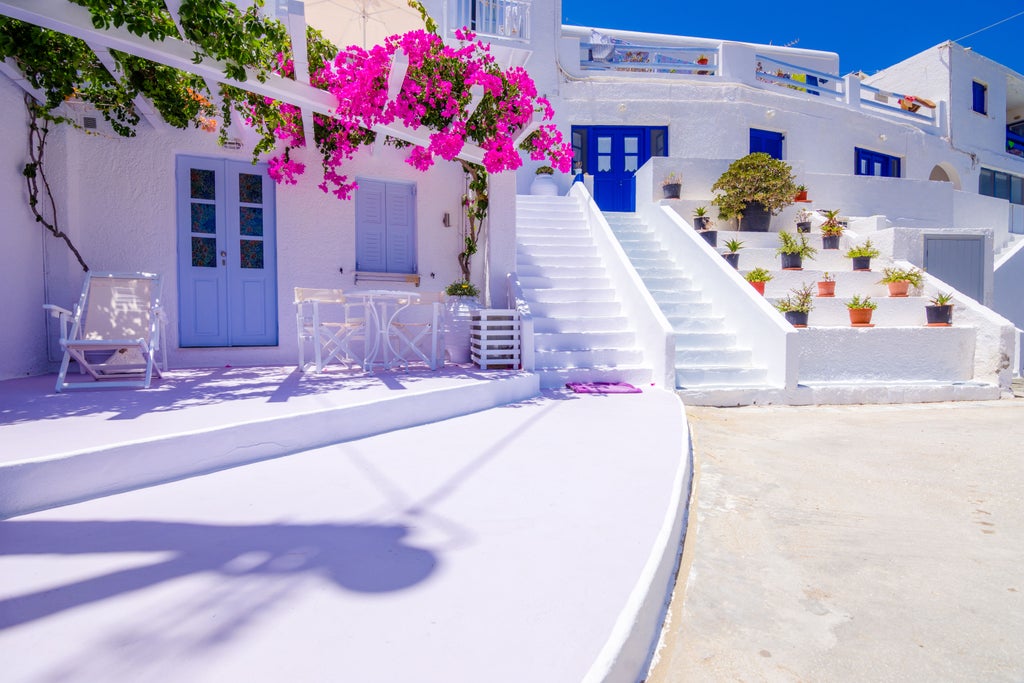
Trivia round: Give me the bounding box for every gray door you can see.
[924,235,984,303]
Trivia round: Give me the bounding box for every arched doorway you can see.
[928,163,962,190]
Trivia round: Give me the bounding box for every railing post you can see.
[844,73,861,111]
[718,42,758,87]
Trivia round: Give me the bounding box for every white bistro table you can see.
[346,290,420,371]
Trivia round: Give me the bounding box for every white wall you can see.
[0,90,478,376]
[0,76,55,380]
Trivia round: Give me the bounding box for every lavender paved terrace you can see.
[0,367,691,683]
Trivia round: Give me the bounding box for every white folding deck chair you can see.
[294,288,366,373]
[44,272,167,392]
[389,297,445,370]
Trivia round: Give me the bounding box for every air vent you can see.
[223,138,242,150]
[82,116,98,130]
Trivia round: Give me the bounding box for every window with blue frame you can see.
[750,128,784,159]
[855,147,901,178]
[979,167,1024,204]
[972,81,987,115]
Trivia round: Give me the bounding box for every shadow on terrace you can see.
[0,364,508,426]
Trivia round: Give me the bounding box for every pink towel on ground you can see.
[566,381,642,394]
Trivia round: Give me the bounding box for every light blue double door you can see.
[176,156,278,347]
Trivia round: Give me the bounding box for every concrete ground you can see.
[648,397,1024,682]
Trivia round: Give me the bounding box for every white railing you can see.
[754,53,843,100]
[579,42,717,76]
[569,183,676,389]
[505,272,534,371]
[452,0,531,42]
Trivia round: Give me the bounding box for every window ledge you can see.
[355,272,421,287]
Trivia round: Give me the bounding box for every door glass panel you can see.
[238,173,263,204]
[598,156,612,172]
[239,207,264,236]
[597,136,612,154]
[995,172,1011,199]
[190,169,215,200]
[192,236,216,267]
[191,203,216,233]
[624,137,639,154]
[624,155,639,172]
[240,239,264,269]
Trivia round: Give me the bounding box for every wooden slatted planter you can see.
[470,310,521,369]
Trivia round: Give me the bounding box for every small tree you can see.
[711,153,799,222]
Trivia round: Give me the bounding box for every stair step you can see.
[675,347,753,365]
[533,316,631,333]
[535,347,646,366]
[674,331,738,348]
[533,330,637,350]
[523,287,617,303]
[536,366,653,390]
[676,366,770,387]
[517,244,598,257]
[530,300,623,317]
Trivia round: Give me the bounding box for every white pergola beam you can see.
[0,0,337,115]
[277,0,314,148]
[87,42,169,130]
[0,57,44,101]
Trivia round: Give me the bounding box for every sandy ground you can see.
[647,396,1024,683]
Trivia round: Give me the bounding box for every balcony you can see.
[451,0,531,42]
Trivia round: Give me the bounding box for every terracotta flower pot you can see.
[849,308,874,326]
[887,281,910,297]
[817,281,835,297]
[749,280,766,295]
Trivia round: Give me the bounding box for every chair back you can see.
[81,273,161,341]
[294,287,346,304]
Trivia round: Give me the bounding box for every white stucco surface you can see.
[0,381,690,683]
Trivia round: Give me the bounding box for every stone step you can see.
[676,347,753,366]
[676,365,771,388]
[530,300,623,317]
[533,316,631,333]
[532,330,637,350]
[535,347,646,366]
[666,315,727,332]
[523,287,618,303]
[518,275,612,289]
[517,233,596,247]
[517,243,599,257]
[517,253,605,268]
[674,331,738,349]
[516,265,610,279]
[535,365,653,390]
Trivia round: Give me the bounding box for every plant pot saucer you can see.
[853,268,872,272]
[889,294,908,298]
[791,324,808,328]
[851,323,875,328]
[925,322,952,327]
[782,267,803,271]
[816,293,834,298]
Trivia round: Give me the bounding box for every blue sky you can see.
[561,1,1024,77]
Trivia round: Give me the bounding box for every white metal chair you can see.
[294,288,366,373]
[44,272,167,392]
[389,299,445,370]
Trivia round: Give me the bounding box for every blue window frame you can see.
[750,128,784,159]
[972,81,987,115]
[855,147,901,178]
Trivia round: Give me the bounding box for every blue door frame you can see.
[573,126,666,212]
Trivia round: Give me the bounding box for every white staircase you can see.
[603,212,770,389]
[516,195,652,388]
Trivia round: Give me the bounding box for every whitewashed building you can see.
[1,0,1020,401]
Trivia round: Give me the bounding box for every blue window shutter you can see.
[356,180,387,272]
[385,183,416,273]
[750,128,784,159]
[973,81,987,115]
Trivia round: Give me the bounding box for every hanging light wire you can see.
[954,9,1024,42]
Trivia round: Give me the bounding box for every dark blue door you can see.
[750,128,784,159]
[590,127,645,212]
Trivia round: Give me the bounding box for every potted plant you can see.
[795,208,813,233]
[819,209,844,249]
[775,283,814,327]
[722,239,744,269]
[693,206,716,246]
[776,231,817,270]
[925,291,954,326]
[696,54,709,75]
[745,267,773,295]
[662,172,682,199]
[444,280,482,363]
[711,152,799,232]
[794,184,809,202]
[845,239,879,271]
[846,294,877,326]
[817,271,835,297]
[530,165,558,196]
[878,266,923,297]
